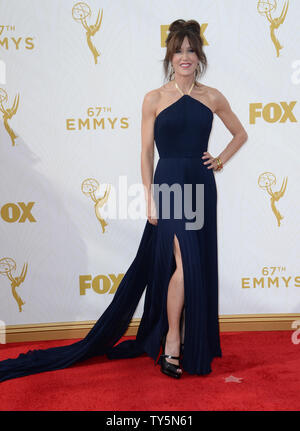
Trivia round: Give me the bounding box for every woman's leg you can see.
[165,234,185,371]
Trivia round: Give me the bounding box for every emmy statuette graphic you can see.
[81,178,111,233]
[257,0,289,57]
[0,88,20,146]
[0,258,28,312]
[258,172,288,226]
[72,2,103,64]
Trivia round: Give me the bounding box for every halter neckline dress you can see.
[0,84,222,382]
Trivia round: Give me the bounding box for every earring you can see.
[170,64,175,80]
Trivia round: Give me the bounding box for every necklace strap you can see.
[174,80,195,96]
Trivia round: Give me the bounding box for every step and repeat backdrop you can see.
[0,0,299,328]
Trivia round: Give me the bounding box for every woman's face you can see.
[171,36,199,77]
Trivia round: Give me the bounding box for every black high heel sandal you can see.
[159,334,183,379]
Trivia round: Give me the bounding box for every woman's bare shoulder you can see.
[142,85,170,116]
[197,84,231,113]
[206,86,229,106]
[144,84,170,102]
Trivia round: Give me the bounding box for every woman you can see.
[138,19,247,378]
[0,19,247,382]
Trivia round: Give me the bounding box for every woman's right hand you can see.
[147,194,158,226]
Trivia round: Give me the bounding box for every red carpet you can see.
[0,330,299,411]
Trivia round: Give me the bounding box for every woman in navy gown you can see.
[0,19,247,382]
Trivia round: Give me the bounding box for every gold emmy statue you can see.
[0,258,28,312]
[258,172,288,226]
[0,88,19,146]
[257,0,289,57]
[72,2,103,64]
[81,178,111,233]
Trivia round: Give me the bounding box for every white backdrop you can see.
[0,0,299,326]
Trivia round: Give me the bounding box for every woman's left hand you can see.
[202,152,219,171]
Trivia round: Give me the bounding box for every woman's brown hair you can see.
[163,19,207,87]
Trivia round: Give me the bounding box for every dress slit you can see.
[0,88,223,382]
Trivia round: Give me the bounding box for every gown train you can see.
[0,92,222,382]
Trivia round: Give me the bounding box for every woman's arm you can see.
[140,91,158,224]
[209,89,248,167]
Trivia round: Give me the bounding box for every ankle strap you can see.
[162,354,180,360]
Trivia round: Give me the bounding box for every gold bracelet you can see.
[214,157,223,171]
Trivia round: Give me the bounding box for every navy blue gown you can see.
[0,94,222,382]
